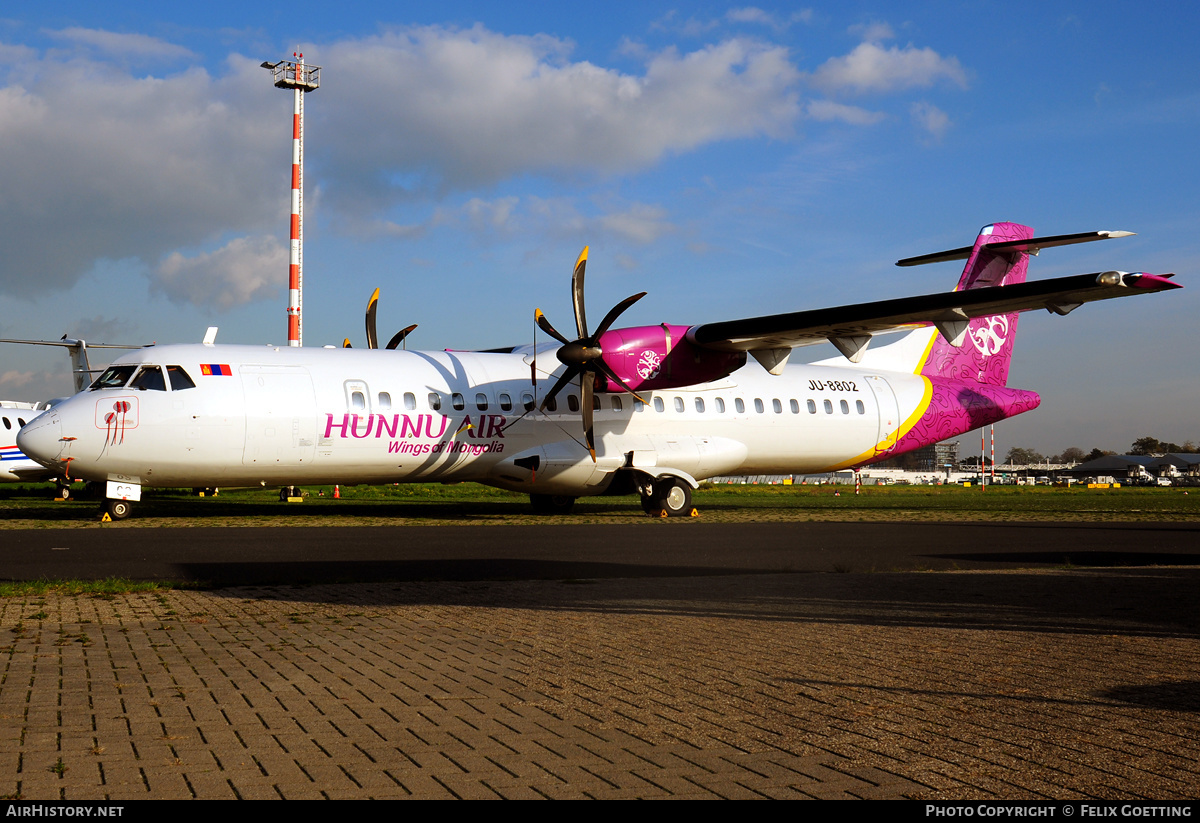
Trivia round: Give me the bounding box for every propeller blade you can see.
[534,309,571,345]
[593,357,649,406]
[580,373,596,462]
[593,291,647,337]
[572,246,588,338]
[385,324,418,350]
[342,338,352,348]
[365,288,380,349]
[540,367,578,410]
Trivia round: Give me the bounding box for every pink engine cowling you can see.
[594,324,746,393]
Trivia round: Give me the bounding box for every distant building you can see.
[875,440,959,472]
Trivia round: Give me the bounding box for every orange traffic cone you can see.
[334,485,340,499]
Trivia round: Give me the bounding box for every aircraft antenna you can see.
[261,52,321,347]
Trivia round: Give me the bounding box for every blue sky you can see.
[1,1,1197,456]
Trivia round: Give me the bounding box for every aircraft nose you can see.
[16,411,63,468]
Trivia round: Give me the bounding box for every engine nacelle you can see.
[596,324,746,393]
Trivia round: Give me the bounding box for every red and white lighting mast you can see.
[261,53,321,347]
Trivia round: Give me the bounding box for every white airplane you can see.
[16,222,1181,520]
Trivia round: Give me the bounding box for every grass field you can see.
[1,481,1197,528]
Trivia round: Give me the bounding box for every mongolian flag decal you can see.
[200,364,232,376]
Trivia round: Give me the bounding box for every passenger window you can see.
[378,392,392,410]
[772,399,782,414]
[17,418,26,427]
[351,391,366,410]
[130,366,167,391]
[545,396,557,412]
[808,399,817,414]
[593,396,601,410]
[735,398,745,413]
[695,398,705,413]
[404,392,417,410]
[522,392,535,411]
[824,400,833,414]
[475,393,488,411]
[452,393,465,411]
[611,396,623,412]
[634,399,645,412]
[653,397,665,412]
[790,399,799,414]
[567,395,579,412]
[166,366,196,390]
[840,400,849,414]
[754,398,764,414]
[856,400,865,414]
[499,393,512,412]
[674,397,684,413]
[716,398,726,413]
[1,418,9,430]
[428,393,442,411]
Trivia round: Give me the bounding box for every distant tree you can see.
[1129,437,1161,455]
[1086,448,1115,462]
[1005,447,1045,465]
[1057,447,1087,464]
[1130,436,1186,455]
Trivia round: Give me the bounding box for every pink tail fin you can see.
[919,222,1033,386]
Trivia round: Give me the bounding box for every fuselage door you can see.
[241,366,318,467]
[864,375,900,456]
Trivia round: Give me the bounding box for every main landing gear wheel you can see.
[105,499,132,520]
[530,493,576,515]
[643,478,695,518]
[279,486,301,502]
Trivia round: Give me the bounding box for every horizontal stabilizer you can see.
[896,230,1134,267]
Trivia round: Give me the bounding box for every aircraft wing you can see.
[8,465,56,482]
[686,271,1179,352]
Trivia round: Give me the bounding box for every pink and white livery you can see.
[17,223,1181,519]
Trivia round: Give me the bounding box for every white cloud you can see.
[0,52,280,298]
[910,101,951,140]
[153,235,286,310]
[847,21,895,43]
[810,42,967,94]
[726,7,814,31]
[45,28,195,60]
[0,369,38,393]
[0,25,802,300]
[318,26,801,210]
[598,203,673,244]
[806,99,886,125]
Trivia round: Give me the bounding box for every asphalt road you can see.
[4,521,1198,584]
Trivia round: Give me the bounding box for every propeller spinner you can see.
[535,247,648,461]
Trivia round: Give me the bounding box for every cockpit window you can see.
[167,366,196,391]
[130,366,167,391]
[90,365,137,390]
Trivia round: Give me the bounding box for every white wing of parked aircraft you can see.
[16,223,1180,520]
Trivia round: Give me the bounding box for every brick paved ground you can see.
[1,568,1197,799]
